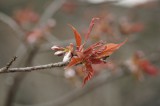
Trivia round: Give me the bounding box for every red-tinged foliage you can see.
[52,18,127,86]
[138,59,158,76]
[98,21,115,36]
[90,12,116,40]
[83,63,94,86]
[13,8,39,26]
[66,18,126,85]
[119,18,144,35]
[96,39,127,59]
[68,24,82,48]
[126,51,159,80]
[134,51,159,76]
[65,57,83,69]
[85,18,99,42]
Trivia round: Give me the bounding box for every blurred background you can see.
[0,0,160,106]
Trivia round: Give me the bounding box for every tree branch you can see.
[39,0,66,24]
[0,56,17,72]
[0,61,68,74]
[13,72,127,106]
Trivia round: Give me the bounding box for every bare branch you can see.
[0,56,17,72]
[0,61,68,74]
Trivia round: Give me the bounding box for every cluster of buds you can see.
[51,43,73,62]
[52,18,127,86]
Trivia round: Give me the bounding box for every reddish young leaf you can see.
[76,51,84,58]
[84,41,104,52]
[68,24,82,48]
[83,41,104,57]
[139,59,158,75]
[90,58,106,64]
[85,18,99,43]
[65,57,83,69]
[83,63,94,86]
[97,39,127,58]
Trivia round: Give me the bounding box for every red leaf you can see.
[97,39,127,58]
[76,51,85,59]
[68,24,82,48]
[85,18,99,43]
[90,58,106,64]
[65,57,83,69]
[83,63,94,86]
[84,41,104,56]
[139,60,158,76]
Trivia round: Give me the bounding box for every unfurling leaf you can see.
[83,63,94,86]
[68,24,82,48]
[97,39,127,58]
[65,57,83,69]
[85,18,99,43]
[51,18,128,86]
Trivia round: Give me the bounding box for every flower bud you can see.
[54,51,65,56]
[51,45,64,51]
[63,51,71,62]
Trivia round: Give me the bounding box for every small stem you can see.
[0,61,68,74]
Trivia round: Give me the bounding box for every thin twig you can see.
[0,61,68,74]
[6,56,17,69]
[0,56,17,72]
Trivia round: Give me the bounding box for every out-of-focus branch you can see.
[0,12,25,40]
[0,61,68,74]
[13,71,126,106]
[4,52,160,106]
[0,12,28,57]
[39,0,66,24]
[51,72,125,106]
[3,1,66,106]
